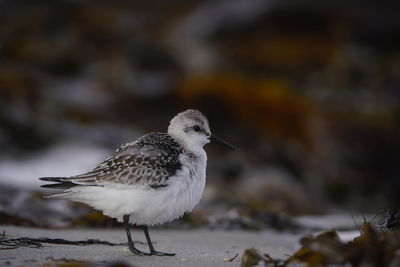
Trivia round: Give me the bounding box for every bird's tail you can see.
[39,177,77,189]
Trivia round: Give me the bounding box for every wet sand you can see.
[0,226,301,267]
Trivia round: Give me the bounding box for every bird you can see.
[39,109,235,256]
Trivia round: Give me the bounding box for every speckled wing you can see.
[40,133,183,189]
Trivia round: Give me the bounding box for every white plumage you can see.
[39,109,234,256]
[55,151,207,225]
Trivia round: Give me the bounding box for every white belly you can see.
[63,151,207,225]
[127,152,207,225]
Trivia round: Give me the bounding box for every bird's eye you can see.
[193,125,201,132]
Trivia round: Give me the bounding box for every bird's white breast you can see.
[172,150,207,214]
[136,150,207,225]
[61,150,207,226]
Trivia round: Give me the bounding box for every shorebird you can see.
[39,109,235,256]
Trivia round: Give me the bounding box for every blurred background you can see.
[0,0,399,229]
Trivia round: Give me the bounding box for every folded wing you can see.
[39,133,183,190]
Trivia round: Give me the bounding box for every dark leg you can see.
[142,225,176,256]
[123,215,150,256]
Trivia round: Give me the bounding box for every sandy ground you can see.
[0,214,370,266]
[0,226,302,267]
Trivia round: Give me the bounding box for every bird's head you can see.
[168,109,235,153]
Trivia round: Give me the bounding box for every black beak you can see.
[209,135,236,151]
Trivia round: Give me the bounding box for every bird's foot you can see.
[128,246,151,256]
[150,250,176,256]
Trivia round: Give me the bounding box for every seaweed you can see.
[379,210,400,231]
[0,236,145,250]
[241,216,400,267]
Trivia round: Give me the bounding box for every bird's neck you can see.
[169,132,206,157]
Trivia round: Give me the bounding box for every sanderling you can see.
[39,109,235,256]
